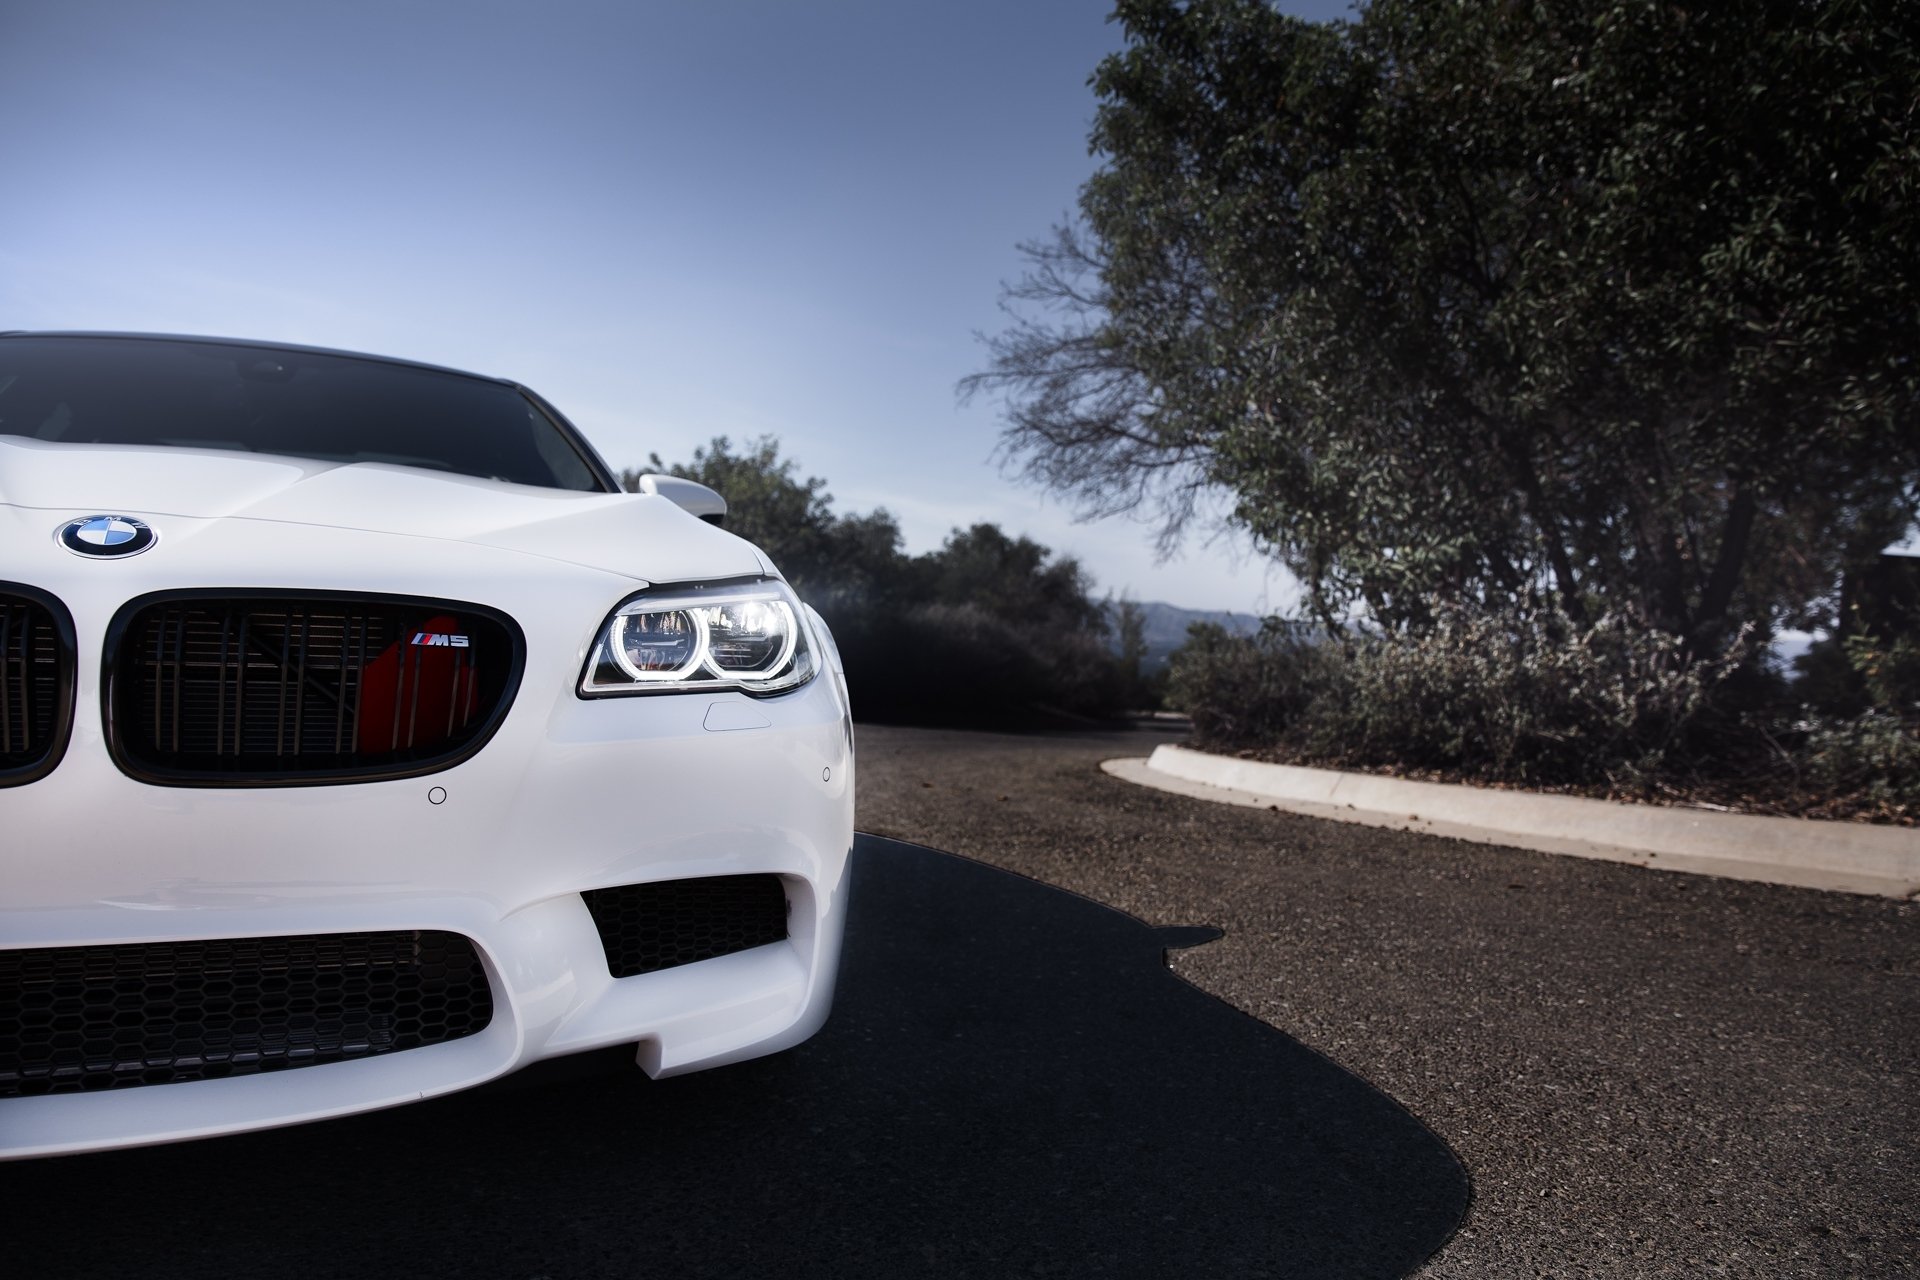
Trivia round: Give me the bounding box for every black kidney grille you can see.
[0,592,65,776]
[109,595,519,783]
[0,930,493,1099]
[583,875,790,978]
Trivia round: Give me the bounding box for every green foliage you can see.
[627,437,1128,724]
[1803,712,1920,811]
[1791,632,1872,718]
[918,523,1106,636]
[1841,629,1920,715]
[1108,597,1165,710]
[967,0,1920,648]
[836,602,1123,724]
[1169,609,1742,785]
[1793,622,1920,811]
[623,437,905,600]
[840,523,1121,721]
[1166,620,1329,745]
[1317,611,1745,784]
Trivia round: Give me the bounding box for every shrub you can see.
[1843,630,1920,715]
[1789,625,1920,814]
[1170,607,1745,786]
[1319,610,1746,785]
[1803,712,1920,812]
[1165,621,1329,745]
[1792,634,1871,717]
[827,600,1122,726]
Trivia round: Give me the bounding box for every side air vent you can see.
[0,584,76,787]
[582,875,790,978]
[0,930,494,1098]
[104,591,523,786]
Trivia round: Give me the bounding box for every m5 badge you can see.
[411,632,470,647]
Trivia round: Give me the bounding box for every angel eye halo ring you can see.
[582,579,817,697]
[608,608,707,682]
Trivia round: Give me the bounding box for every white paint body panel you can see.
[0,437,855,1160]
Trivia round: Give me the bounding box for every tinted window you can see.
[0,336,606,492]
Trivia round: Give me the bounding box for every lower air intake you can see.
[583,875,790,978]
[0,930,493,1099]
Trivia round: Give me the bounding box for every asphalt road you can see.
[4,834,1465,1279]
[857,724,1920,1278]
[6,723,1912,1278]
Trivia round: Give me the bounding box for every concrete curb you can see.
[1103,744,1920,899]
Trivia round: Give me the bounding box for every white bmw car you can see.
[0,331,854,1159]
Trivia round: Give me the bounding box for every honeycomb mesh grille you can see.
[0,930,493,1098]
[583,875,789,978]
[0,591,66,778]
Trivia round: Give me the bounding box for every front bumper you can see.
[0,524,854,1160]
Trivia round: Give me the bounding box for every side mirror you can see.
[632,473,727,526]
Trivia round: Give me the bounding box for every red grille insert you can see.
[106,592,522,786]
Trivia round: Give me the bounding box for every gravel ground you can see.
[856,722,1920,1279]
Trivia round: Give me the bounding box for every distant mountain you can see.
[1108,601,1267,671]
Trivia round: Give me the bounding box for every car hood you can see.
[0,436,770,584]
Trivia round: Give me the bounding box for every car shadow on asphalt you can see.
[3,836,1467,1279]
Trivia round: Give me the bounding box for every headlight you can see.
[580,579,819,697]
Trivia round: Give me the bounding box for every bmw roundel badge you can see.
[58,514,158,558]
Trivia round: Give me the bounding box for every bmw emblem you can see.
[58,515,158,558]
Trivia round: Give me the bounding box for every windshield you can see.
[0,335,608,492]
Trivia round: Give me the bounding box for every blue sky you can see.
[2,0,1352,612]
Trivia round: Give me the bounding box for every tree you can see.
[919,522,1107,636]
[1108,595,1161,709]
[965,0,1920,649]
[623,436,906,601]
